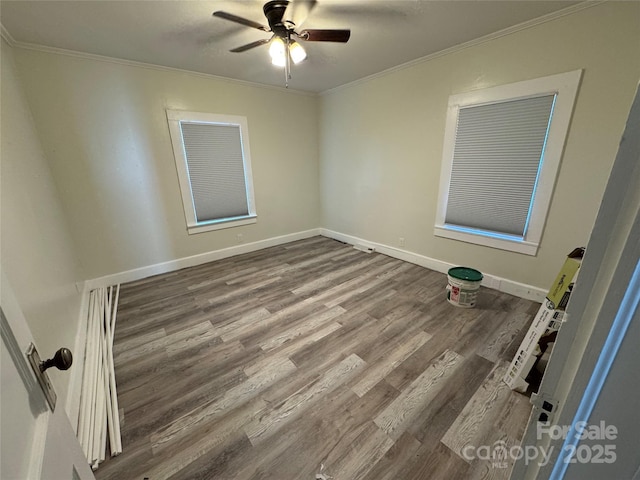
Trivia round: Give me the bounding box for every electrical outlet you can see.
[399,237,405,248]
[236,233,243,243]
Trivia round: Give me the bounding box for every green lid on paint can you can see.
[448,267,483,282]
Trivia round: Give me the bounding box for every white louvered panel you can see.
[445,94,555,236]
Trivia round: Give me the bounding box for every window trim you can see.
[434,70,582,256]
[166,110,257,235]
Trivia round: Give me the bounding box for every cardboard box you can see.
[503,248,583,392]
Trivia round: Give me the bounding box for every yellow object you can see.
[546,257,581,309]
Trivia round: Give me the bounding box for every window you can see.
[167,110,256,234]
[435,70,582,255]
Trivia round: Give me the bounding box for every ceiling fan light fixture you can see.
[289,40,307,64]
[269,37,286,67]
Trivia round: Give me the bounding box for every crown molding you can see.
[5,37,317,97]
[321,1,604,96]
[1,1,603,97]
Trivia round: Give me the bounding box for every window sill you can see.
[434,225,539,256]
[187,215,257,235]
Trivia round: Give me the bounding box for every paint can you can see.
[446,267,483,308]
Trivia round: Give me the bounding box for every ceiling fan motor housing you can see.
[213,1,350,56]
[263,0,291,37]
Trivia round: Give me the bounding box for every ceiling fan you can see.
[213,0,351,86]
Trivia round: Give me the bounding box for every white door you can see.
[1,272,95,480]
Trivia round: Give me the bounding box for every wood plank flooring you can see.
[94,236,538,480]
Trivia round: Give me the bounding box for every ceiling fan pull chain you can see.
[286,35,292,85]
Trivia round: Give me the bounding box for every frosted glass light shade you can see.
[289,41,307,64]
[269,37,286,67]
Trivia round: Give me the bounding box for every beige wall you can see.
[319,2,640,290]
[1,3,637,405]
[7,2,640,294]
[12,50,321,279]
[1,39,85,402]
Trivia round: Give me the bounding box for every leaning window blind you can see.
[445,94,555,237]
[180,122,249,223]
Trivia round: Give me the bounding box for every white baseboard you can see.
[69,228,320,426]
[65,283,90,433]
[85,228,321,290]
[84,226,545,302]
[64,226,544,434]
[320,228,546,303]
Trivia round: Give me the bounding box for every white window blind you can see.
[167,110,256,234]
[180,122,250,223]
[435,70,582,255]
[444,94,556,237]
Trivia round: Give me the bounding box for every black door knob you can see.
[40,347,73,372]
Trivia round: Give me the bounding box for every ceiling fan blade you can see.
[213,11,269,32]
[283,0,317,28]
[299,29,351,43]
[229,38,272,53]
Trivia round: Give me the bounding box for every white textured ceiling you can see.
[1,0,581,93]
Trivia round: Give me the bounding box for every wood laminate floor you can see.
[94,236,537,480]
